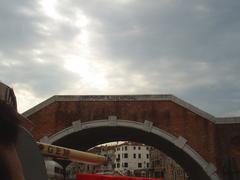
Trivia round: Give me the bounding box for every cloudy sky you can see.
[0,0,240,117]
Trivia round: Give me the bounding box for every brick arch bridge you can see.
[22,95,240,180]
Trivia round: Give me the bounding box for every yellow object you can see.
[37,142,107,165]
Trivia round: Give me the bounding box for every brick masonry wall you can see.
[215,123,240,177]
[27,100,217,166]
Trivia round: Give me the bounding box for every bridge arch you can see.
[40,118,220,180]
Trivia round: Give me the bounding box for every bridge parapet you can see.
[216,117,240,124]
[23,94,217,123]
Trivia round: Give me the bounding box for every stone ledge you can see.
[216,117,240,124]
[22,94,240,125]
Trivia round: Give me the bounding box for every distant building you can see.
[65,142,188,180]
[149,148,188,180]
[66,162,94,180]
[65,145,116,179]
[44,159,64,180]
[114,142,150,176]
[89,145,116,173]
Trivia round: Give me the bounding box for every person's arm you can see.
[0,145,25,180]
[0,100,25,180]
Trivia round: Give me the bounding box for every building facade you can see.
[149,148,188,180]
[114,142,150,176]
[89,145,116,174]
[65,142,188,180]
[66,162,94,180]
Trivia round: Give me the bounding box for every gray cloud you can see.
[76,0,240,116]
[1,0,240,116]
[0,0,43,53]
[62,0,240,63]
[0,0,82,97]
[0,58,80,97]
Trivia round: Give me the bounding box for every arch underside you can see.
[44,120,220,180]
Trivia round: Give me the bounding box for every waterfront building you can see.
[149,148,188,180]
[90,145,116,173]
[114,142,150,176]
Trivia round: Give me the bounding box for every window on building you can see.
[125,146,127,151]
[138,146,141,150]
[147,163,149,168]
[133,153,136,158]
[117,163,120,168]
[124,153,128,158]
[138,163,142,168]
[133,146,136,150]
[146,147,149,150]
[177,169,181,176]
[138,154,141,158]
[117,147,120,151]
[55,167,63,174]
[146,154,149,159]
[116,154,120,161]
[124,163,128,167]
[159,159,162,166]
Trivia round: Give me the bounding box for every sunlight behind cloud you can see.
[65,57,108,90]
[40,0,61,19]
[60,10,109,90]
[75,14,91,45]
[75,12,90,29]
[1,0,240,117]
[113,0,136,5]
[13,84,44,113]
